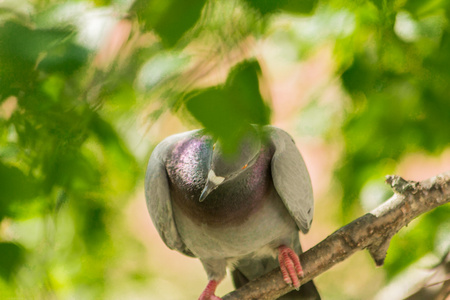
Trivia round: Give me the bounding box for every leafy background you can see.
[0,0,449,299]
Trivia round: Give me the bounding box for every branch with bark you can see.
[223,171,450,300]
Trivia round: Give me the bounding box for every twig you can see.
[223,171,450,300]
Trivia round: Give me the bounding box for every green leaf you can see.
[42,150,101,194]
[242,0,280,15]
[0,242,24,280]
[0,21,73,96]
[89,113,139,192]
[403,0,447,17]
[38,40,89,76]
[130,0,207,47]
[0,162,36,218]
[282,0,318,15]
[226,60,270,125]
[341,54,378,94]
[384,205,450,278]
[242,0,318,15]
[186,60,270,150]
[186,88,242,140]
[138,51,190,90]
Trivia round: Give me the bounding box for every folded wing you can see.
[268,126,314,233]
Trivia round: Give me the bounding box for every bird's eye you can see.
[241,164,248,169]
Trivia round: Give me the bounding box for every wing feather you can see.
[145,131,200,257]
[267,126,314,233]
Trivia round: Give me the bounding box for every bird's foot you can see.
[278,245,304,290]
[198,280,222,300]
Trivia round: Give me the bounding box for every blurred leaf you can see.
[341,54,378,95]
[282,0,318,15]
[425,30,450,78]
[42,149,101,194]
[0,21,73,97]
[186,88,242,141]
[93,0,112,6]
[0,242,24,280]
[89,113,139,193]
[41,75,65,102]
[0,0,448,297]
[242,0,318,15]
[186,60,270,150]
[242,0,280,15]
[90,113,133,166]
[130,0,207,47]
[77,199,108,252]
[0,162,36,218]
[403,0,447,17]
[138,51,190,90]
[336,0,450,220]
[38,40,89,76]
[384,205,450,278]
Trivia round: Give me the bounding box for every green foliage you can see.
[0,21,82,97]
[0,162,36,211]
[242,0,318,15]
[130,0,207,47]
[186,60,270,150]
[336,0,450,220]
[0,242,24,280]
[0,1,141,297]
[385,205,450,279]
[333,0,450,278]
[0,0,449,298]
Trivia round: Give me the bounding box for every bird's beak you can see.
[199,181,217,202]
[199,170,224,202]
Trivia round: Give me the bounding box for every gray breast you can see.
[166,135,274,227]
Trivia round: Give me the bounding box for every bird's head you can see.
[199,129,262,202]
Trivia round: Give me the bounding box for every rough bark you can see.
[222,171,450,300]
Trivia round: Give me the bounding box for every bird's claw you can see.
[198,280,222,300]
[199,296,221,300]
[278,245,304,289]
[199,294,222,300]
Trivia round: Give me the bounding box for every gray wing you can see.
[145,130,200,257]
[267,126,314,233]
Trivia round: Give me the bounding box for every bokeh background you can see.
[0,0,449,299]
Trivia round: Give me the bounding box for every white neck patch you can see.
[208,170,225,185]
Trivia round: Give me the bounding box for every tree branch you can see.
[223,171,450,300]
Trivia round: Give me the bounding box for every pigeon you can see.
[145,125,320,300]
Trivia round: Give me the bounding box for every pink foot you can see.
[198,280,222,300]
[278,245,304,290]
